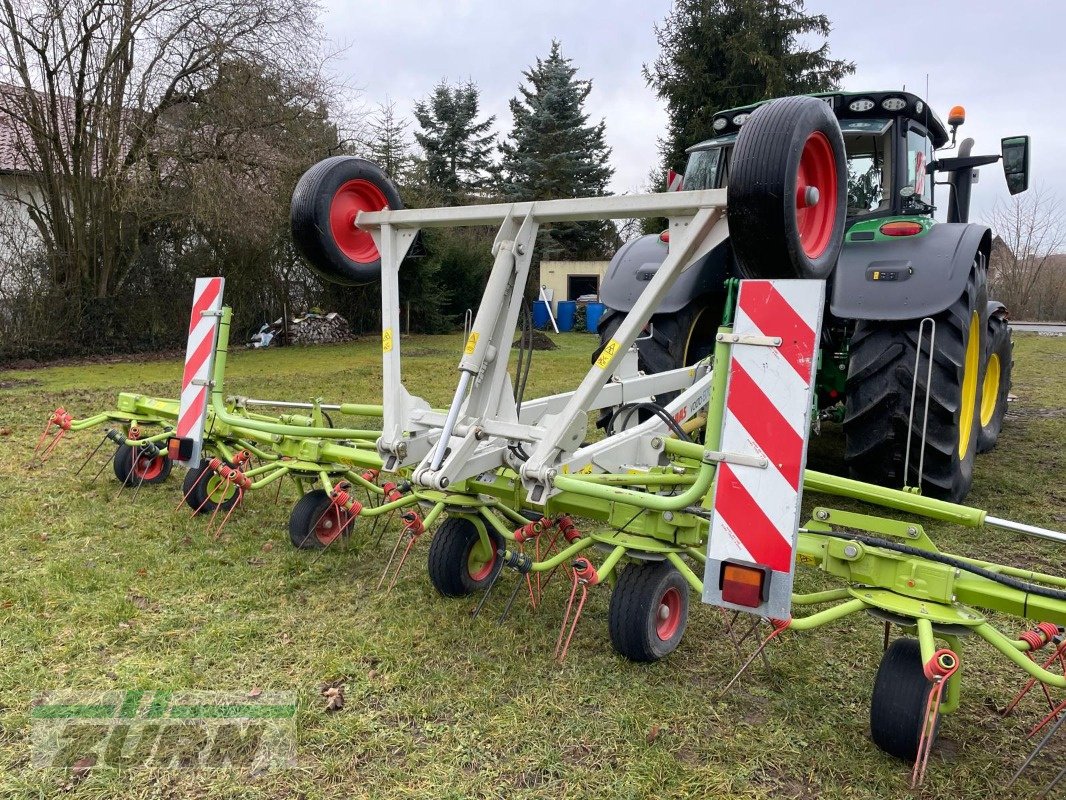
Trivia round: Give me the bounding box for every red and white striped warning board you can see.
[703,279,824,619]
[175,277,225,466]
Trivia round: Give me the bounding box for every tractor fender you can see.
[830,223,992,321]
[598,233,732,314]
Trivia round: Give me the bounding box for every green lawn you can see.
[0,331,1063,799]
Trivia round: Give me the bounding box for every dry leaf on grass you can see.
[261,542,273,552]
[320,681,345,712]
[0,427,11,436]
[247,686,263,698]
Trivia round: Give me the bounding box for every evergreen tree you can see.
[364,98,412,181]
[413,80,496,205]
[499,41,616,261]
[645,0,855,174]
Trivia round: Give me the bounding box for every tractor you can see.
[597,90,1030,502]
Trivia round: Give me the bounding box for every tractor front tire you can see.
[976,313,1013,453]
[426,517,503,598]
[608,560,689,663]
[870,638,938,761]
[843,264,987,502]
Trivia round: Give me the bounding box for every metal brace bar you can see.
[702,450,769,469]
[715,332,783,347]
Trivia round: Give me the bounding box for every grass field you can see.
[0,331,1063,799]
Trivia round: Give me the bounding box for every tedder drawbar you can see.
[36,96,1066,788]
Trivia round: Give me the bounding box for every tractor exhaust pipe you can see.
[947,137,975,224]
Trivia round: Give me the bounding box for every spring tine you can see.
[376,528,408,590]
[471,558,504,621]
[131,462,148,504]
[211,487,244,539]
[176,466,211,513]
[497,578,526,625]
[554,578,588,662]
[114,451,137,499]
[525,574,537,611]
[75,434,110,476]
[309,507,358,565]
[385,535,419,593]
[205,478,232,530]
[92,446,119,485]
[373,511,395,547]
[273,476,284,505]
[1007,690,1066,788]
[1029,697,1066,738]
[719,622,788,697]
[40,429,66,462]
[31,420,54,460]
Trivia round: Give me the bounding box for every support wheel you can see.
[870,638,937,761]
[113,444,171,485]
[976,313,1012,453]
[290,157,403,286]
[843,263,987,502]
[426,517,502,597]
[608,560,689,662]
[182,460,239,515]
[727,96,847,279]
[288,489,351,550]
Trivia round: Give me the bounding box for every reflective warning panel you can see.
[702,279,825,619]
[175,277,225,467]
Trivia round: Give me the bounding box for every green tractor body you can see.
[598,90,1030,502]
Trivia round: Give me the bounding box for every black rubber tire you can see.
[727,96,847,280]
[870,638,937,761]
[607,560,690,663]
[182,459,239,515]
[976,313,1013,453]
[426,517,503,597]
[288,489,351,550]
[290,157,403,286]
[593,300,721,425]
[843,264,987,502]
[113,444,172,485]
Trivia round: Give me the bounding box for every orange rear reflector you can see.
[879,221,923,237]
[721,562,766,608]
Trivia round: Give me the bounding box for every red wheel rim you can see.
[795,131,837,259]
[656,587,683,640]
[328,179,389,263]
[467,538,496,582]
[132,453,165,481]
[314,506,349,546]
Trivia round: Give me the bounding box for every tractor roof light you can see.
[881,97,907,112]
[848,98,875,112]
[948,105,966,127]
[720,562,768,608]
[732,113,750,126]
[880,220,924,237]
[713,117,728,131]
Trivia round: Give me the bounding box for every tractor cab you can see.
[682,90,1030,225]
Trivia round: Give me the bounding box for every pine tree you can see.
[645,0,855,174]
[499,40,616,260]
[412,80,496,205]
[364,98,412,182]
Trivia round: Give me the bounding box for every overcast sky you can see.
[322,0,1064,223]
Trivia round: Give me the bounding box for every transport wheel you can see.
[182,459,240,515]
[843,263,987,502]
[727,96,847,280]
[593,299,720,425]
[288,489,351,550]
[113,444,172,485]
[976,312,1013,453]
[426,517,503,597]
[608,560,689,663]
[290,157,403,286]
[870,638,937,761]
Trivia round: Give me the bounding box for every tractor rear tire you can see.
[870,638,937,761]
[426,517,503,598]
[113,444,172,486]
[843,264,987,502]
[593,300,720,424]
[289,489,351,550]
[182,459,240,515]
[976,313,1012,453]
[727,96,847,280]
[608,560,689,663]
[290,157,403,286]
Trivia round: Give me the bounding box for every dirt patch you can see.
[512,330,558,351]
[0,378,40,390]
[0,349,185,371]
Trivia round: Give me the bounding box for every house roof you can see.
[0,85,38,175]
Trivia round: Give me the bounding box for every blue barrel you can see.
[532,300,550,330]
[556,301,576,332]
[585,302,606,333]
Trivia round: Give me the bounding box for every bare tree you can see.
[985,188,1066,318]
[0,0,333,305]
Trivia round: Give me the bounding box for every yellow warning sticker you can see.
[595,339,621,370]
[464,331,480,356]
[382,328,393,353]
[796,553,818,568]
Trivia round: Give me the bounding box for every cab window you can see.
[682,147,723,191]
[906,127,934,204]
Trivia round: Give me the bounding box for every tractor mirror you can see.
[1001,136,1030,195]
